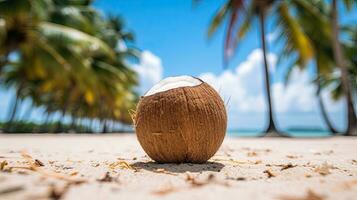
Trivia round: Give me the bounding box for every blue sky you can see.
[0,0,356,132]
[94,0,259,76]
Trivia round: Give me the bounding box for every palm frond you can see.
[277,2,313,67]
[38,22,115,59]
[207,1,230,38]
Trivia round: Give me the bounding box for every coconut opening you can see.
[144,75,203,96]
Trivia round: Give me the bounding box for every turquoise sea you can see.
[227,130,337,137]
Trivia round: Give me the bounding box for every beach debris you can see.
[286,155,299,159]
[263,169,276,178]
[0,160,8,171]
[97,172,117,183]
[254,160,262,164]
[279,189,325,200]
[280,163,297,171]
[109,160,137,171]
[185,173,229,187]
[17,151,86,184]
[69,171,78,176]
[352,159,357,165]
[62,166,73,170]
[226,176,246,181]
[34,159,45,167]
[313,150,334,156]
[91,163,100,167]
[135,76,227,163]
[0,185,24,195]
[247,151,258,157]
[211,157,247,165]
[185,172,205,187]
[305,174,312,178]
[314,162,335,176]
[154,168,177,176]
[153,173,228,196]
[47,183,72,200]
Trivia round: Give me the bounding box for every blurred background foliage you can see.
[0,0,140,133]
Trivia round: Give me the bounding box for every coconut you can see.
[134,75,227,163]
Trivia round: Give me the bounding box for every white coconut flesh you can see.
[144,75,203,96]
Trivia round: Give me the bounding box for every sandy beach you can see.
[0,134,356,200]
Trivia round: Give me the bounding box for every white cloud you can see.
[132,50,163,95]
[132,49,342,114]
[198,49,342,114]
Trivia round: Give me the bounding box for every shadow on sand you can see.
[132,161,225,173]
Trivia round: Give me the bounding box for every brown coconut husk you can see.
[134,81,227,163]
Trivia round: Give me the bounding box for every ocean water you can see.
[227,130,335,137]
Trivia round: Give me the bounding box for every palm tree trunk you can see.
[5,84,24,132]
[88,119,93,133]
[258,10,282,137]
[69,116,76,132]
[331,0,357,136]
[0,54,9,71]
[5,96,20,132]
[56,110,67,133]
[38,112,51,133]
[102,120,108,133]
[316,84,338,134]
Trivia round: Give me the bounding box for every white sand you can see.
[0,134,356,200]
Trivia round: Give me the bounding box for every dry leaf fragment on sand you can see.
[185,173,214,187]
[255,160,263,164]
[226,176,246,181]
[47,183,72,200]
[70,171,78,176]
[97,172,117,182]
[91,163,100,167]
[109,160,137,171]
[279,189,325,200]
[286,155,299,159]
[264,169,276,178]
[314,162,335,176]
[280,163,297,171]
[0,160,8,170]
[34,159,44,167]
[247,151,258,157]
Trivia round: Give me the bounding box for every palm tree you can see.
[330,0,357,135]
[206,0,312,136]
[281,0,338,134]
[0,0,139,132]
[320,25,357,132]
